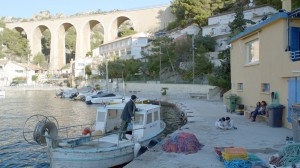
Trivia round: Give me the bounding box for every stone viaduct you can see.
[6,5,175,71]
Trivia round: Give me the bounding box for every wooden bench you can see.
[244,107,268,122]
[189,93,208,99]
[128,90,140,94]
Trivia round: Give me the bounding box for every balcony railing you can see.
[291,50,300,62]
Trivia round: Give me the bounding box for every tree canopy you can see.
[90,25,104,51]
[65,27,76,52]
[170,0,236,27]
[32,52,47,68]
[97,59,143,80]
[1,28,30,61]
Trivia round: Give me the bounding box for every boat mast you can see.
[105,55,109,91]
[122,71,125,97]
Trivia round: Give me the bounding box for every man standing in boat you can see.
[119,95,138,141]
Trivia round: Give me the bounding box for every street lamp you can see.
[192,34,195,84]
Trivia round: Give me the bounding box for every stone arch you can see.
[13,27,27,38]
[52,22,77,70]
[32,25,50,59]
[81,20,104,57]
[109,16,135,41]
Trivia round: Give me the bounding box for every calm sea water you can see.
[0,90,183,168]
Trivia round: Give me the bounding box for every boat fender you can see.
[82,127,92,136]
[33,120,58,145]
[134,143,141,158]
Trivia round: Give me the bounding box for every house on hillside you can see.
[203,5,277,51]
[0,59,43,86]
[168,24,200,40]
[92,32,150,61]
[227,5,300,128]
[0,59,9,86]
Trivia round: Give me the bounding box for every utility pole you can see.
[105,54,109,91]
[159,45,162,83]
[192,34,195,84]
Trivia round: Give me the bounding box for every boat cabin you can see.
[95,103,161,140]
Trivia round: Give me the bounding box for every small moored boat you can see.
[23,103,166,168]
[85,92,124,104]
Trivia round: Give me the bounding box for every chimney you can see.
[282,0,292,12]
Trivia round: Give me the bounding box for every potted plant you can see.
[161,87,168,96]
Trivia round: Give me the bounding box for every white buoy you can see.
[134,143,141,158]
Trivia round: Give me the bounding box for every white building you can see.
[169,24,200,39]
[0,59,43,86]
[202,5,277,51]
[73,57,93,78]
[92,32,150,62]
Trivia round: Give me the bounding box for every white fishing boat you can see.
[85,92,124,104]
[74,90,104,101]
[56,86,94,99]
[0,89,5,97]
[23,103,166,168]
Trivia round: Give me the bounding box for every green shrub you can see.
[166,21,180,31]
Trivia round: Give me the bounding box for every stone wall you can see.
[107,82,220,100]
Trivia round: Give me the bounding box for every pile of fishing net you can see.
[269,143,300,167]
[161,132,204,154]
[214,146,268,168]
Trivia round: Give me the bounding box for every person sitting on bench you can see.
[251,101,267,122]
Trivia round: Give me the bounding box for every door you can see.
[288,77,300,122]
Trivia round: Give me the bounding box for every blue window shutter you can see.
[289,27,300,51]
[289,27,300,61]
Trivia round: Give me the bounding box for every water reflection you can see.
[0,90,184,167]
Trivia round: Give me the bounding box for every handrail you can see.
[291,50,300,61]
[45,126,146,141]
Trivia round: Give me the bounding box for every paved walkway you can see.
[2,86,293,167]
[125,97,292,168]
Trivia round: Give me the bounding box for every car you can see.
[10,81,19,86]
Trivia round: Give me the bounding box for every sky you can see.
[0,0,171,18]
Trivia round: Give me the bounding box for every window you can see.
[147,113,152,124]
[78,63,84,67]
[237,83,243,91]
[154,111,159,121]
[15,70,23,73]
[246,39,259,64]
[134,114,144,125]
[261,83,270,93]
[108,109,117,119]
[97,112,106,122]
[289,27,300,61]
[289,27,300,52]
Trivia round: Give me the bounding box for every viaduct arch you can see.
[6,5,175,71]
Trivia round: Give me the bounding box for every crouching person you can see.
[224,117,237,130]
[215,117,226,129]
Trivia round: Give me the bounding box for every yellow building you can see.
[227,9,300,128]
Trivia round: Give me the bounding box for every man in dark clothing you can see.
[119,95,138,141]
